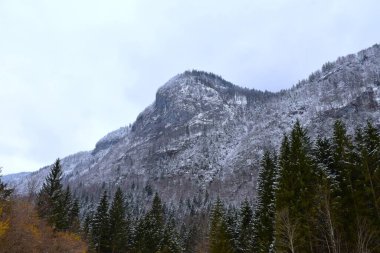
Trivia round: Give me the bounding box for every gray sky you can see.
[1,0,379,175]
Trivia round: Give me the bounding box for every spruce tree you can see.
[275,120,318,253]
[161,217,182,253]
[275,133,296,253]
[180,222,199,253]
[134,193,165,253]
[331,120,357,248]
[225,207,239,252]
[148,192,165,251]
[36,158,66,230]
[109,187,128,253]
[69,198,80,232]
[238,200,254,253]
[253,151,276,253]
[59,186,73,230]
[352,121,380,246]
[314,136,334,177]
[359,121,380,222]
[209,198,234,253]
[83,211,93,241]
[314,136,342,253]
[91,191,111,253]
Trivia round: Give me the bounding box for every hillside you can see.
[5,44,380,207]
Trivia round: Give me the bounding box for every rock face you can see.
[5,44,380,206]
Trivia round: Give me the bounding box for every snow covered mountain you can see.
[5,44,380,206]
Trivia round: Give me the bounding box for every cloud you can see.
[0,0,379,174]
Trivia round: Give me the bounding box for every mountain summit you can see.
[5,44,380,205]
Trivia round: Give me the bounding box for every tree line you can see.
[208,120,380,253]
[82,119,379,253]
[1,119,379,252]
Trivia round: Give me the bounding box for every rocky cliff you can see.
[5,44,380,207]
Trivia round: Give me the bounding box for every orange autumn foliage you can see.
[0,198,87,253]
[0,206,9,238]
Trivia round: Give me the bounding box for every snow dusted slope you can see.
[3,172,30,185]
[6,44,380,205]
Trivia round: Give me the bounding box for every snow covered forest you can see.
[1,119,379,252]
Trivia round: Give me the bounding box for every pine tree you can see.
[314,136,341,252]
[148,192,165,251]
[275,120,318,253]
[134,193,165,253]
[275,133,297,253]
[69,198,80,232]
[238,200,254,253]
[314,136,334,177]
[109,187,128,253]
[358,121,380,223]
[36,158,66,230]
[83,211,93,241]
[351,121,380,251]
[253,151,276,253]
[59,186,73,230]
[160,217,182,253]
[180,222,199,253]
[331,120,357,249]
[225,206,239,252]
[91,191,111,253]
[209,198,234,253]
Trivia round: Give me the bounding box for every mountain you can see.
[5,44,380,207]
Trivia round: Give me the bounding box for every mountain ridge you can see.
[4,44,380,207]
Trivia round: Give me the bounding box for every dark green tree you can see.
[134,193,165,253]
[253,151,276,253]
[314,136,342,253]
[275,120,318,253]
[209,198,234,253]
[83,211,93,241]
[225,207,239,252]
[357,121,380,222]
[314,136,334,177]
[109,187,128,253]
[351,122,380,251]
[238,200,254,253]
[69,198,80,232]
[58,186,73,230]
[36,158,66,230]
[180,222,199,253]
[331,120,357,249]
[160,217,182,253]
[91,191,111,253]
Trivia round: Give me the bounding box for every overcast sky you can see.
[1,0,379,175]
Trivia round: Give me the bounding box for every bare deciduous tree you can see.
[356,218,379,253]
[27,176,38,202]
[275,209,299,253]
[316,186,341,253]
